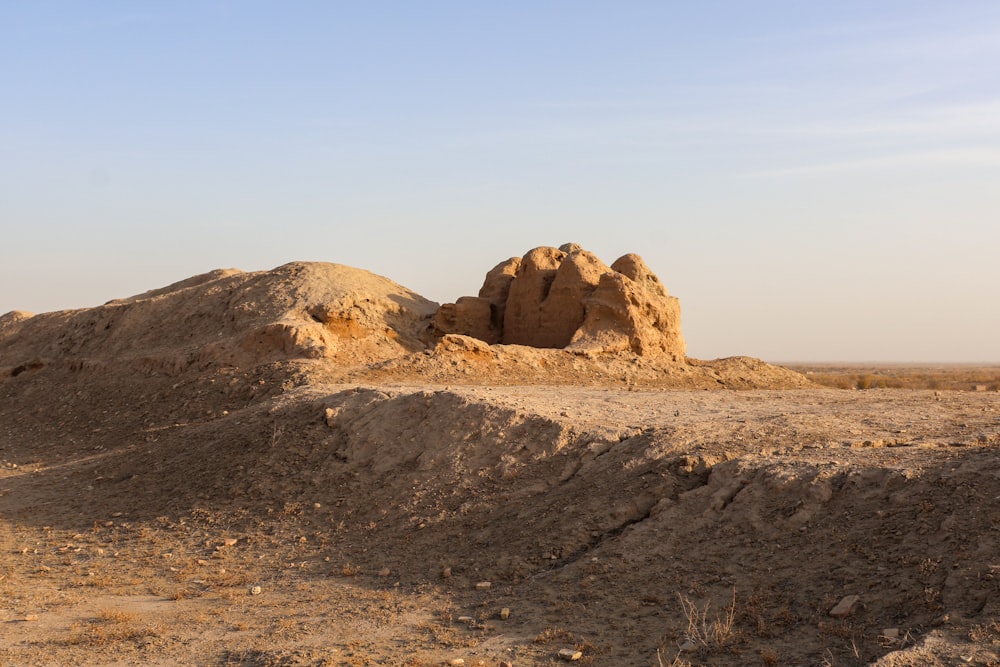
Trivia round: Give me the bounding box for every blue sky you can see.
[2,1,998,361]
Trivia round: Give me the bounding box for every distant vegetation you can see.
[784,364,1000,391]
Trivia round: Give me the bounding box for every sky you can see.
[2,1,998,362]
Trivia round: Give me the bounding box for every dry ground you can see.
[786,363,1000,392]
[2,265,999,665]
[3,381,1000,666]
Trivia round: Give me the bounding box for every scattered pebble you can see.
[222,538,238,547]
[448,659,465,666]
[24,614,39,622]
[679,640,698,652]
[829,594,861,617]
[457,615,475,625]
[249,585,262,596]
[441,567,452,578]
[475,581,491,590]
[500,607,510,620]
[378,568,391,577]
[557,648,582,661]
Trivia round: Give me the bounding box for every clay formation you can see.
[432,244,686,360]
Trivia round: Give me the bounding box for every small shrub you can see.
[677,587,737,648]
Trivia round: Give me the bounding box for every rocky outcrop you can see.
[432,245,686,359]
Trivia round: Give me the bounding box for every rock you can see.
[570,257,684,358]
[679,640,698,652]
[448,660,465,666]
[478,257,522,335]
[882,628,900,644]
[457,616,475,625]
[431,296,498,344]
[557,648,582,661]
[222,538,238,547]
[24,614,39,622]
[475,580,492,590]
[432,245,685,359]
[378,568,391,577]
[249,585,262,596]
[441,566,452,578]
[503,247,566,346]
[829,594,860,617]
[500,607,510,619]
[536,250,610,348]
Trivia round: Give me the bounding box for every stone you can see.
[475,580,492,590]
[500,607,510,619]
[679,640,698,652]
[222,538,238,547]
[829,594,860,617]
[448,660,465,666]
[24,614,39,622]
[557,648,582,661]
[457,615,475,624]
[249,585,262,596]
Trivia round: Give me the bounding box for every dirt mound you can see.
[0,261,437,378]
[432,244,686,359]
[332,333,812,389]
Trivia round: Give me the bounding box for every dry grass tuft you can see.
[532,626,576,644]
[657,647,692,667]
[66,608,159,646]
[677,587,738,648]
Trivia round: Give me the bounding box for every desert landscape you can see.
[2,245,999,667]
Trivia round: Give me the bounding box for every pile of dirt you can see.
[0,261,437,377]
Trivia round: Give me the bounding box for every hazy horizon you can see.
[3,2,998,363]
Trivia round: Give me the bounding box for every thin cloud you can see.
[749,147,1000,178]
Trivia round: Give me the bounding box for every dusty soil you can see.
[2,263,1000,666]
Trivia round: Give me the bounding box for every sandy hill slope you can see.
[3,259,997,666]
[0,261,437,376]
